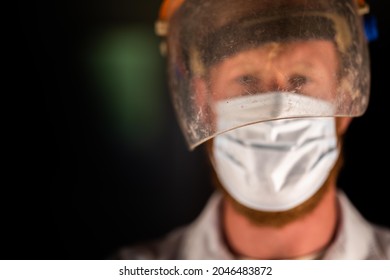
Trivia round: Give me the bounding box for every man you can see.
[118,0,390,259]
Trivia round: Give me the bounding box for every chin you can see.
[222,180,332,228]
[206,136,344,227]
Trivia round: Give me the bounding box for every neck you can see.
[222,184,339,259]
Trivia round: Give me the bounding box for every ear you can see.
[192,76,209,110]
[336,117,352,136]
[192,76,215,126]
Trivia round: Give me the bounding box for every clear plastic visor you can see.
[167,0,370,150]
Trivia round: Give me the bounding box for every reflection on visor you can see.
[215,93,335,133]
[201,15,337,68]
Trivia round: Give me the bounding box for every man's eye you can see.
[288,75,307,89]
[236,75,260,95]
[238,75,258,85]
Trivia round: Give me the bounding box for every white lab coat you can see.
[116,191,390,259]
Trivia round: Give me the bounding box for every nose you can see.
[262,69,306,93]
[262,69,289,92]
[270,76,287,92]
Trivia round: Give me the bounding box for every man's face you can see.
[202,40,349,226]
[207,40,339,102]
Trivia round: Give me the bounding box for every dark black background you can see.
[6,0,389,259]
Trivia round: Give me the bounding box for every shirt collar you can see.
[180,192,234,259]
[322,191,376,259]
[179,191,377,259]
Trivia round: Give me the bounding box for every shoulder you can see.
[371,224,390,259]
[112,192,226,260]
[326,191,390,259]
[113,226,188,260]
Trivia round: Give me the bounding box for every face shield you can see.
[160,0,370,150]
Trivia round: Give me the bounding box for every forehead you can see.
[209,40,338,71]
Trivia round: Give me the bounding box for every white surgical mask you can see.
[212,97,339,212]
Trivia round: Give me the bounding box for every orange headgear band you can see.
[155,0,184,38]
[159,0,185,22]
[158,0,368,22]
